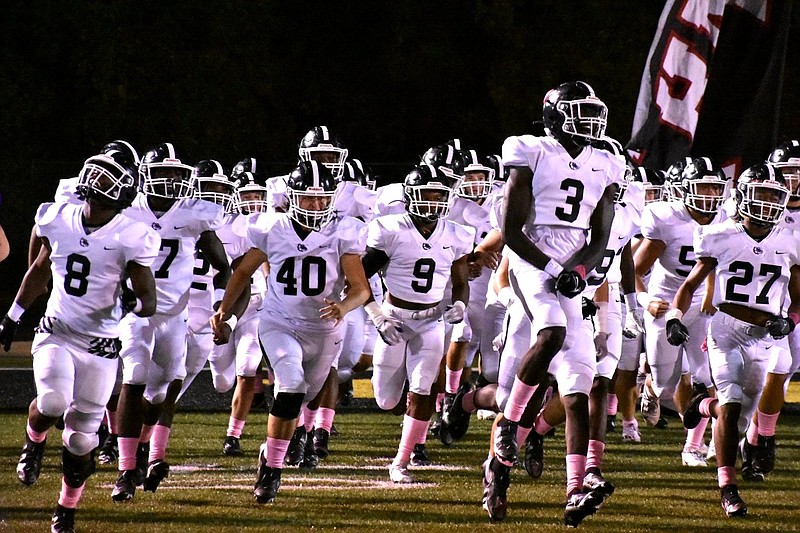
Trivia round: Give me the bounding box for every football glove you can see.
[443,301,466,324]
[0,315,19,352]
[765,317,794,339]
[666,318,690,346]
[553,270,585,298]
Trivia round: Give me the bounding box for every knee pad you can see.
[213,375,235,394]
[124,361,149,386]
[270,392,304,420]
[38,391,68,418]
[61,447,96,487]
[63,428,98,457]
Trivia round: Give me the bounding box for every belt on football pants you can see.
[716,311,768,338]
[383,302,443,321]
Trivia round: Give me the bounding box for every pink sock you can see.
[303,407,317,433]
[718,465,737,488]
[265,437,290,468]
[565,454,587,496]
[139,424,155,444]
[462,391,477,413]
[446,368,462,394]
[393,415,428,467]
[227,417,246,438]
[107,409,118,435]
[26,422,48,444]
[586,440,605,471]
[58,479,85,509]
[516,425,532,445]
[606,394,618,416]
[685,417,710,452]
[315,407,336,433]
[756,410,779,437]
[698,397,716,418]
[503,378,538,422]
[622,418,639,430]
[746,420,760,446]
[118,437,139,471]
[533,411,554,436]
[149,425,171,462]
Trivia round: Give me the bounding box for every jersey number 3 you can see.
[555,178,585,223]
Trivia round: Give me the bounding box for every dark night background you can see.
[1,1,799,289]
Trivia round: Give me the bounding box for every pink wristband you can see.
[574,264,587,280]
[789,312,800,326]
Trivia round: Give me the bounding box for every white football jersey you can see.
[780,205,800,231]
[367,214,474,304]
[248,212,366,327]
[448,195,496,302]
[640,200,726,301]
[125,194,226,315]
[334,181,378,221]
[696,220,800,315]
[373,183,407,217]
[585,200,639,290]
[34,202,160,337]
[265,174,289,212]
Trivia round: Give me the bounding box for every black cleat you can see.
[439,393,456,446]
[330,423,339,436]
[134,442,149,486]
[523,431,544,479]
[429,413,443,437]
[17,436,46,486]
[284,427,306,466]
[682,386,710,430]
[606,414,617,433]
[111,470,137,502]
[444,382,473,442]
[583,470,615,499]
[409,443,432,466]
[494,419,518,466]
[655,416,669,429]
[51,504,76,533]
[254,460,282,504]
[720,484,748,517]
[143,459,170,492]
[313,428,330,459]
[338,378,354,407]
[299,432,319,470]
[739,438,764,482]
[97,424,110,451]
[98,434,119,465]
[753,435,776,475]
[564,490,604,527]
[482,457,511,522]
[223,436,243,457]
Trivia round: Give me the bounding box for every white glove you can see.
[496,286,515,309]
[365,302,404,346]
[443,300,466,324]
[623,292,644,338]
[492,332,505,353]
[594,332,610,360]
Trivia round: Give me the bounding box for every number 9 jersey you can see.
[247,212,367,326]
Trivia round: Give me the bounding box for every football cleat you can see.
[143,459,170,492]
[582,470,615,499]
[429,413,443,437]
[706,439,717,461]
[51,504,76,533]
[477,409,498,420]
[111,470,138,502]
[753,435,776,474]
[563,490,604,527]
[606,415,617,433]
[439,392,456,446]
[681,449,708,467]
[17,436,46,486]
[682,386,710,430]
[253,461,282,503]
[482,457,511,522]
[98,434,119,465]
[409,443,432,466]
[284,427,306,466]
[720,484,748,517]
[313,428,330,459]
[134,442,149,486]
[493,418,518,466]
[621,424,642,443]
[523,431,544,479]
[739,438,764,482]
[97,424,110,451]
[640,388,661,427]
[389,464,414,484]
[338,379,354,407]
[299,432,319,470]
[445,382,473,442]
[223,436,243,457]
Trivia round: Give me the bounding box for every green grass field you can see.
[1,404,799,532]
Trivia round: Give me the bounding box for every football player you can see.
[111,143,231,502]
[487,81,623,526]
[634,157,729,468]
[667,163,796,517]
[211,160,370,504]
[361,164,473,484]
[1,150,158,532]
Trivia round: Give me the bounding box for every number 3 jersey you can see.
[247,212,367,327]
[695,219,800,316]
[125,194,226,316]
[367,214,474,304]
[34,202,161,337]
[501,135,624,267]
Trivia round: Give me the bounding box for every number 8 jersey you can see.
[695,219,800,315]
[247,212,366,326]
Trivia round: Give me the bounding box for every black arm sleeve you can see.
[362,246,390,278]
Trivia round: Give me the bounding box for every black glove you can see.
[766,317,795,339]
[666,318,690,346]
[554,270,586,299]
[0,314,19,352]
[582,297,599,319]
[120,286,138,314]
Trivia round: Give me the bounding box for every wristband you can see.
[665,308,683,322]
[543,259,564,278]
[596,301,609,333]
[624,292,637,311]
[789,312,800,326]
[364,301,382,321]
[8,302,25,322]
[573,264,587,280]
[214,287,226,303]
[497,286,514,308]
[132,299,143,314]
[636,292,652,308]
[224,314,238,330]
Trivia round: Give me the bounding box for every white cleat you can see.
[621,424,642,443]
[389,464,414,484]
[477,409,498,421]
[706,441,716,461]
[681,450,708,467]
